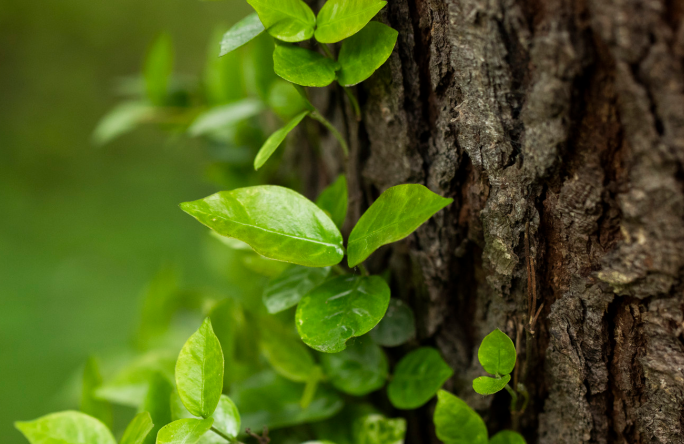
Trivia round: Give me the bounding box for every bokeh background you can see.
[0,1,250,441]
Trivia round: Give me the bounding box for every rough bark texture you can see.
[308,0,684,442]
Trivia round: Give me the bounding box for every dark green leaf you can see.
[81,357,113,428]
[120,412,154,444]
[247,0,315,42]
[472,374,511,396]
[220,13,265,57]
[387,347,453,409]
[144,33,174,106]
[188,99,264,137]
[353,414,406,444]
[176,318,224,418]
[296,275,390,353]
[315,0,387,44]
[181,186,345,267]
[316,175,348,229]
[92,101,154,146]
[260,324,318,382]
[263,265,331,314]
[434,391,488,444]
[254,111,309,170]
[369,298,415,347]
[478,329,516,376]
[489,431,526,444]
[347,184,452,267]
[338,22,398,86]
[274,43,339,87]
[320,337,388,396]
[156,418,214,444]
[15,411,116,444]
[141,373,173,444]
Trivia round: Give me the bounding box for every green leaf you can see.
[136,266,181,350]
[315,0,388,44]
[263,265,331,314]
[15,411,116,444]
[337,22,398,86]
[176,318,225,418]
[260,324,318,382]
[220,13,265,56]
[181,186,345,268]
[320,337,388,396]
[92,101,154,146]
[316,175,348,229]
[144,33,174,106]
[347,184,452,267]
[433,390,488,444]
[188,98,264,137]
[387,347,453,409]
[121,412,154,444]
[296,275,391,353]
[472,374,511,396]
[369,298,415,347]
[478,329,516,376]
[247,0,315,42]
[353,414,406,444]
[254,111,309,170]
[205,27,246,106]
[267,80,310,120]
[141,373,173,444]
[81,357,113,428]
[489,431,526,444]
[155,418,214,444]
[274,43,339,87]
[208,396,241,441]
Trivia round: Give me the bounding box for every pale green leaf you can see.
[254,111,309,170]
[320,337,388,396]
[433,390,488,444]
[353,414,406,444]
[315,0,387,44]
[274,43,339,88]
[489,431,527,444]
[141,373,173,444]
[188,98,264,137]
[387,347,453,409]
[260,325,317,382]
[208,396,241,441]
[220,13,265,57]
[247,0,315,42]
[120,412,154,444]
[369,298,415,347]
[478,329,516,376]
[92,102,154,146]
[155,418,214,444]
[338,22,397,86]
[316,175,348,229]
[81,357,112,428]
[145,33,174,105]
[15,411,116,444]
[472,374,511,396]
[347,184,452,267]
[263,265,331,314]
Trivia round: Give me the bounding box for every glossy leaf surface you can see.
[320,338,388,396]
[209,396,241,441]
[434,390,488,444]
[81,357,112,428]
[315,0,387,44]
[220,13,265,57]
[472,374,511,396]
[489,431,527,444]
[254,111,309,170]
[263,265,331,314]
[347,184,452,267]
[260,325,317,382]
[181,186,345,267]
[188,98,264,137]
[247,0,315,42]
[175,318,224,418]
[274,44,339,87]
[156,418,214,444]
[338,22,398,86]
[353,414,406,444]
[369,298,415,347]
[296,275,391,353]
[15,411,116,444]
[121,412,154,444]
[387,347,453,409]
[316,175,348,229]
[145,33,173,105]
[478,329,516,376]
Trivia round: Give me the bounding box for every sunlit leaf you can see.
[141,373,173,444]
[472,374,511,396]
[478,329,516,376]
[296,276,390,353]
[181,186,345,267]
[316,175,348,229]
[263,265,330,314]
[489,430,527,444]
[338,22,397,86]
[247,0,315,42]
[156,418,214,444]
[433,390,488,444]
[15,411,116,444]
[254,111,309,170]
[144,33,174,106]
[320,337,388,396]
[92,102,154,146]
[208,396,241,441]
[121,412,154,444]
[260,324,318,382]
[353,414,406,444]
[315,0,387,44]
[387,347,453,409]
[369,298,415,347]
[219,13,265,56]
[347,184,452,267]
[188,99,264,137]
[274,43,339,88]
[81,357,112,428]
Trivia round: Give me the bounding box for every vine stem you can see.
[293,85,350,158]
[210,426,241,443]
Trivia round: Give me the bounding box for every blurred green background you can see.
[0,0,249,441]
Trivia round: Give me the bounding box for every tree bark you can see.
[306,0,684,442]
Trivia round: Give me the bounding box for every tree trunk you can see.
[306,0,684,442]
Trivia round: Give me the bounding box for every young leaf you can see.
[296,275,390,353]
[254,111,309,170]
[316,175,348,229]
[338,22,398,86]
[92,101,154,146]
[181,186,345,267]
[260,325,318,382]
[315,0,388,44]
[274,43,339,87]
[176,318,225,418]
[246,0,316,42]
[478,329,516,376]
[144,33,174,106]
[320,338,388,396]
[263,265,331,314]
[220,13,265,57]
[142,373,173,444]
[81,357,113,428]
[433,390,488,444]
[15,411,116,444]
[188,98,264,137]
[387,347,453,409]
[353,414,406,444]
[156,418,214,444]
[347,184,452,267]
[120,412,154,444]
[472,374,511,396]
[369,298,415,347]
[489,430,527,444]
[208,396,241,441]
